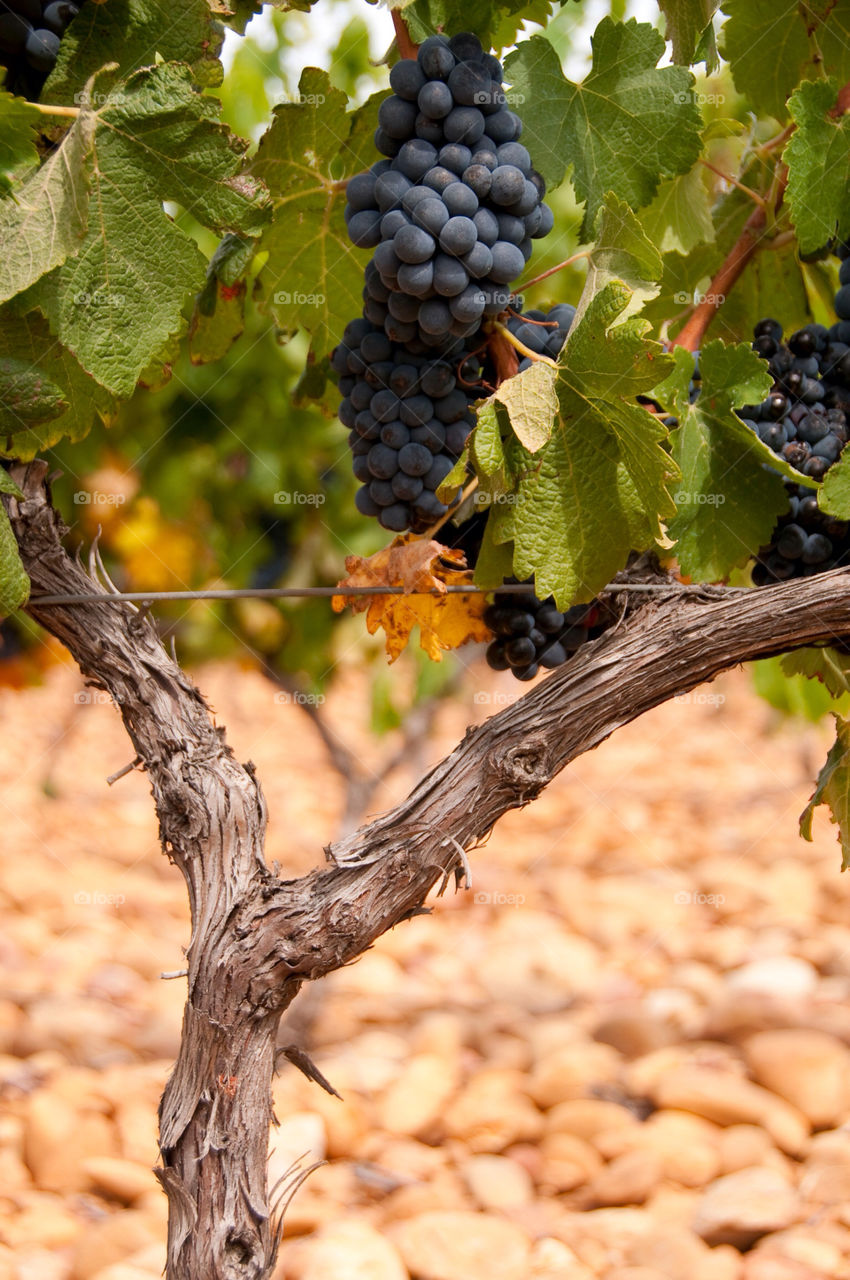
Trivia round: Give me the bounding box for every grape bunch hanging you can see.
[0,0,83,99]
[327,34,850,684]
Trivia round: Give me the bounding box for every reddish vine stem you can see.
[673,171,788,353]
[391,9,419,59]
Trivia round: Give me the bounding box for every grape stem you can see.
[391,9,420,59]
[519,249,591,291]
[698,158,767,210]
[491,319,558,367]
[672,168,789,353]
[28,103,81,118]
[424,477,480,539]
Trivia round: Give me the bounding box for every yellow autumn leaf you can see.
[333,533,490,662]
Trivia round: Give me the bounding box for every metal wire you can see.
[25,582,742,607]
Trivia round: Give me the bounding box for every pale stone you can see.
[528,1237,595,1279]
[390,1210,531,1280]
[442,1070,543,1152]
[585,1149,663,1207]
[71,1211,160,1280]
[285,1219,407,1280]
[377,1053,460,1138]
[267,1112,326,1195]
[538,1132,603,1191]
[692,1168,800,1248]
[24,1090,119,1193]
[742,1030,850,1128]
[650,1066,810,1154]
[718,1124,776,1174]
[82,1157,155,1204]
[545,1098,639,1142]
[528,1042,622,1109]
[725,957,818,1000]
[461,1154,534,1210]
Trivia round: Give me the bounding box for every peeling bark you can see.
[7,460,850,1278]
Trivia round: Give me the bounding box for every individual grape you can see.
[379,504,412,532]
[417,34,455,80]
[375,169,412,211]
[443,181,479,217]
[461,241,493,278]
[413,197,450,236]
[390,58,426,101]
[423,165,458,194]
[25,26,60,71]
[418,79,453,119]
[489,240,525,283]
[367,443,400,479]
[462,164,492,198]
[443,105,485,145]
[486,642,511,671]
[380,209,409,239]
[447,61,492,107]
[439,215,477,256]
[392,471,424,501]
[396,139,438,181]
[449,284,486,323]
[439,143,472,174]
[415,113,444,145]
[394,224,436,264]
[490,164,526,206]
[399,394,434,426]
[374,128,401,158]
[378,95,418,140]
[381,421,410,449]
[449,31,483,60]
[433,254,469,296]
[355,486,382,517]
[418,297,453,336]
[836,285,850,321]
[398,442,434,476]
[423,454,456,489]
[397,260,435,297]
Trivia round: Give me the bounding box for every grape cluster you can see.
[504,302,576,368]
[344,32,553,348]
[0,0,83,99]
[331,316,483,531]
[738,299,850,582]
[484,584,608,681]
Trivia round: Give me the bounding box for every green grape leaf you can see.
[785,78,850,257]
[472,401,508,477]
[504,22,702,234]
[43,0,225,105]
[0,358,68,431]
[253,73,383,358]
[26,65,269,398]
[640,164,715,256]
[0,471,23,499]
[0,502,29,618]
[657,342,794,581]
[0,306,115,457]
[658,0,719,66]
[782,648,850,699]
[800,714,850,866]
[292,350,339,419]
[495,280,678,608]
[189,234,256,365]
[0,93,97,304]
[720,0,850,123]
[490,360,558,453]
[472,510,515,589]
[0,91,41,196]
[576,192,663,327]
[818,451,850,517]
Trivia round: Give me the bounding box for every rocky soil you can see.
[2,656,850,1279]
